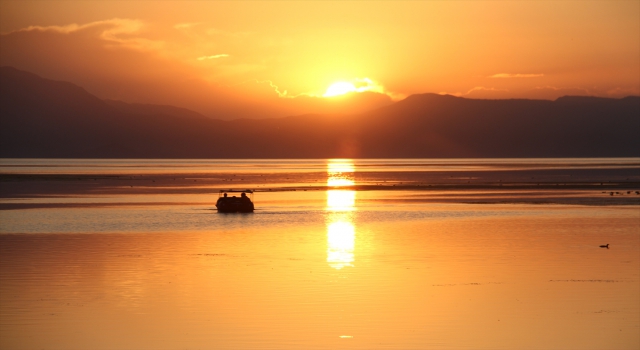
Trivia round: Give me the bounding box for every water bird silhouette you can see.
[599,244,609,248]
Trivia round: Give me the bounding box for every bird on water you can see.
[599,244,609,248]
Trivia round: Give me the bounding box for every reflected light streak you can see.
[326,159,356,211]
[327,159,355,189]
[327,217,355,269]
[327,190,355,211]
[327,178,354,187]
[327,160,355,174]
[326,159,357,269]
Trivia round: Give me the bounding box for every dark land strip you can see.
[2,167,639,208]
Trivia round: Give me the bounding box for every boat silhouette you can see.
[216,190,255,213]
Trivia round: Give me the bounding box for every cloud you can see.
[254,80,290,98]
[174,22,203,30]
[489,73,544,78]
[8,18,163,52]
[526,86,592,100]
[441,86,509,97]
[442,85,618,100]
[205,28,254,38]
[606,87,640,97]
[351,78,384,94]
[466,86,508,94]
[9,23,82,35]
[351,78,404,100]
[197,54,230,60]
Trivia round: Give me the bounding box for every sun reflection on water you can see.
[326,217,355,269]
[326,159,356,269]
[327,190,355,211]
[327,160,355,188]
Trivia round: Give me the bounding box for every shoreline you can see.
[2,171,639,209]
[2,162,640,209]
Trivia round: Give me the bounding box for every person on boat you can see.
[240,192,254,211]
[216,192,228,207]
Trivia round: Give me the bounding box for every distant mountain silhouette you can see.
[1,66,638,158]
[103,99,212,121]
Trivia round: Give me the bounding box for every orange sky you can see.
[1,1,638,119]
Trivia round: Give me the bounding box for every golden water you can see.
[1,159,638,349]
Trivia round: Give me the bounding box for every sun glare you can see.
[322,78,386,98]
[323,82,357,97]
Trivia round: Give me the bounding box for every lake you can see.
[1,158,639,349]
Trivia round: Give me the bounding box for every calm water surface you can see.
[1,159,638,349]
[1,157,639,174]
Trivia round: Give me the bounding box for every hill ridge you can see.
[1,66,638,158]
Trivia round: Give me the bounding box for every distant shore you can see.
[2,165,639,209]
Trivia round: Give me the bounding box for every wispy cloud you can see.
[351,78,385,94]
[606,87,640,96]
[230,79,295,98]
[197,54,230,60]
[441,86,508,97]
[489,73,544,78]
[7,19,164,51]
[10,18,143,36]
[349,77,403,100]
[10,23,82,34]
[255,80,290,98]
[205,28,254,38]
[174,22,202,30]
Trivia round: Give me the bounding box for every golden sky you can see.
[1,1,638,119]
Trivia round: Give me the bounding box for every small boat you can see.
[216,190,255,213]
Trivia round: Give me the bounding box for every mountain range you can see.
[1,66,638,158]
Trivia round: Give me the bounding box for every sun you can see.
[323,82,357,97]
